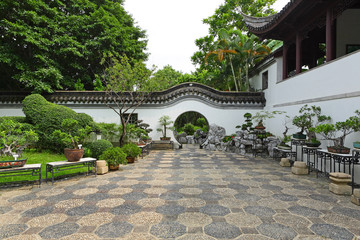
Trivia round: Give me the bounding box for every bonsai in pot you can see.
[292,105,331,141]
[121,143,142,163]
[156,115,174,140]
[52,119,92,162]
[277,115,292,150]
[99,147,127,170]
[314,113,359,154]
[0,119,38,168]
[252,110,284,130]
[352,110,360,149]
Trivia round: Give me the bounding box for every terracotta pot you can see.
[327,146,350,154]
[126,156,136,163]
[109,164,119,170]
[160,137,171,141]
[255,125,265,130]
[64,148,84,162]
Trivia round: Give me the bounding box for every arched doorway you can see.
[174,111,209,145]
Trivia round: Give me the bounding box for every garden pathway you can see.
[0,145,360,239]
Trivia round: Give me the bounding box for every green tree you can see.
[191,0,276,91]
[0,0,147,93]
[151,65,184,90]
[100,54,158,146]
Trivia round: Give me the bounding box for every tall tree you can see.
[100,54,158,147]
[191,0,276,91]
[0,0,147,93]
[151,65,184,90]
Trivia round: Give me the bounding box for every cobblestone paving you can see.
[1,145,360,239]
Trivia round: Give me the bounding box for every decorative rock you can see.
[328,172,352,195]
[280,158,291,167]
[291,161,308,175]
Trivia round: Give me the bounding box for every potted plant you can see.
[277,114,292,150]
[156,115,174,141]
[99,147,127,170]
[314,112,359,154]
[52,119,92,162]
[292,105,331,141]
[352,110,360,148]
[0,120,38,168]
[252,110,284,130]
[121,143,142,163]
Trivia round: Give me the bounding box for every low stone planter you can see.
[351,189,360,206]
[291,161,308,175]
[329,172,352,195]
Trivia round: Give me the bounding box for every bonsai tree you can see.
[314,111,360,152]
[278,114,292,148]
[99,147,127,169]
[236,112,253,131]
[252,110,284,129]
[292,105,331,141]
[156,115,174,140]
[52,119,92,149]
[0,120,38,157]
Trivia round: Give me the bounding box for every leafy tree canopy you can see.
[191,0,277,91]
[0,0,147,93]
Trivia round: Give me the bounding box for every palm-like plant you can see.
[205,28,270,92]
[205,29,239,91]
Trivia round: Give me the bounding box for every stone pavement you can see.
[1,145,360,240]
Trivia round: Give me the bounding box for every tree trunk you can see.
[119,116,126,147]
[229,57,239,92]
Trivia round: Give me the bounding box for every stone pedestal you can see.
[280,158,291,167]
[351,189,360,205]
[329,172,351,195]
[96,160,108,175]
[291,161,308,175]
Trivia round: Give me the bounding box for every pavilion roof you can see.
[239,0,359,41]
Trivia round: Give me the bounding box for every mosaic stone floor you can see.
[1,145,360,240]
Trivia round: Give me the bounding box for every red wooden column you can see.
[326,7,335,61]
[296,32,303,74]
[282,43,288,80]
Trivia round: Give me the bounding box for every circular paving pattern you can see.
[1,145,359,239]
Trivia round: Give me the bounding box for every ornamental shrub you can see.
[22,94,95,152]
[183,123,196,135]
[196,117,207,127]
[0,116,27,124]
[121,143,141,158]
[85,139,113,159]
[99,147,127,166]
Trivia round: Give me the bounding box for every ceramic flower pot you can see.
[64,148,84,162]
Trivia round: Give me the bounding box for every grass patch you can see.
[0,149,91,185]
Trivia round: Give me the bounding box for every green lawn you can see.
[0,149,91,185]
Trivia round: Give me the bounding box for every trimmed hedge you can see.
[0,116,27,124]
[22,94,94,152]
[85,139,113,159]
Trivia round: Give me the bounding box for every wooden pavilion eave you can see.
[241,0,358,42]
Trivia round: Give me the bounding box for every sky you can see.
[124,0,289,74]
